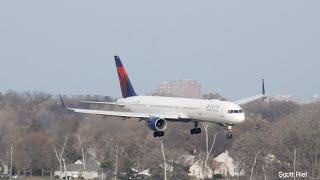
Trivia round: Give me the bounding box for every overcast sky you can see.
[0,1,319,100]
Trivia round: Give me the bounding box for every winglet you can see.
[59,95,67,108]
[262,78,265,95]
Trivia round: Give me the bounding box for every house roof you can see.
[59,159,100,172]
[175,155,195,167]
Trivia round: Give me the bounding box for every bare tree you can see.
[202,122,218,179]
[250,151,261,180]
[53,136,68,178]
[77,135,86,171]
[262,165,266,180]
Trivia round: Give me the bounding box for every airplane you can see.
[60,56,267,138]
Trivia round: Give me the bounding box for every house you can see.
[213,151,245,177]
[174,154,195,167]
[172,155,212,179]
[188,160,213,179]
[54,159,100,179]
[120,168,151,179]
[212,160,229,177]
[0,161,9,176]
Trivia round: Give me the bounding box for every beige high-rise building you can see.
[154,80,201,98]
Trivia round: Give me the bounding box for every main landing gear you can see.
[191,122,201,135]
[226,125,233,139]
[153,131,164,137]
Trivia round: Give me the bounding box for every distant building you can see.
[212,151,245,177]
[212,161,229,177]
[174,152,244,179]
[54,159,100,179]
[154,80,201,98]
[188,160,213,179]
[174,155,195,167]
[120,168,151,179]
[169,155,211,179]
[0,161,8,176]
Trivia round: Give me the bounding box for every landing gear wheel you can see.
[196,128,201,134]
[191,127,201,135]
[226,133,233,139]
[190,122,201,135]
[153,131,164,137]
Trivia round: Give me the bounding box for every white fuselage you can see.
[117,96,245,124]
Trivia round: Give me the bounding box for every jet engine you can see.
[146,117,167,132]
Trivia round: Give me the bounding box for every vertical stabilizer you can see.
[114,56,137,98]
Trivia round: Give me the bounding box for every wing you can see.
[233,79,267,106]
[233,94,267,105]
[80,101,125,107]
[60,95,189,120]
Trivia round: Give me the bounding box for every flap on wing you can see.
[69,107,149,118]
[80,101,125,107]
[66,107,189,120]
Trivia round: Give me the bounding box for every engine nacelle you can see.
[146,117,167,132]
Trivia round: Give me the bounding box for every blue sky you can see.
[0,1,319,100]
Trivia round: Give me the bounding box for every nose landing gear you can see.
[191,121,201,135]
[226,125,233,139]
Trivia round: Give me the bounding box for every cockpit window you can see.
[228,109,243,114]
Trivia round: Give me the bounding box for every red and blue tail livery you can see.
[114,56,137,98]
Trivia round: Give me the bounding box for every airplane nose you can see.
[239,113,245,122]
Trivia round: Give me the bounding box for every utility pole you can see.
[114,146,118,180]
[294,148,296,180]
[10,145,13,180]
[161,141,167,180]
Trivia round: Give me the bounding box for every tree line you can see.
[0,91,319,179]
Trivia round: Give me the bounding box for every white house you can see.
[188,160,213,179]
[54,159,100,179]
[212,161,229,177]
[213,151,245,177]
[0,161,8,176]
[175,155,195,167]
